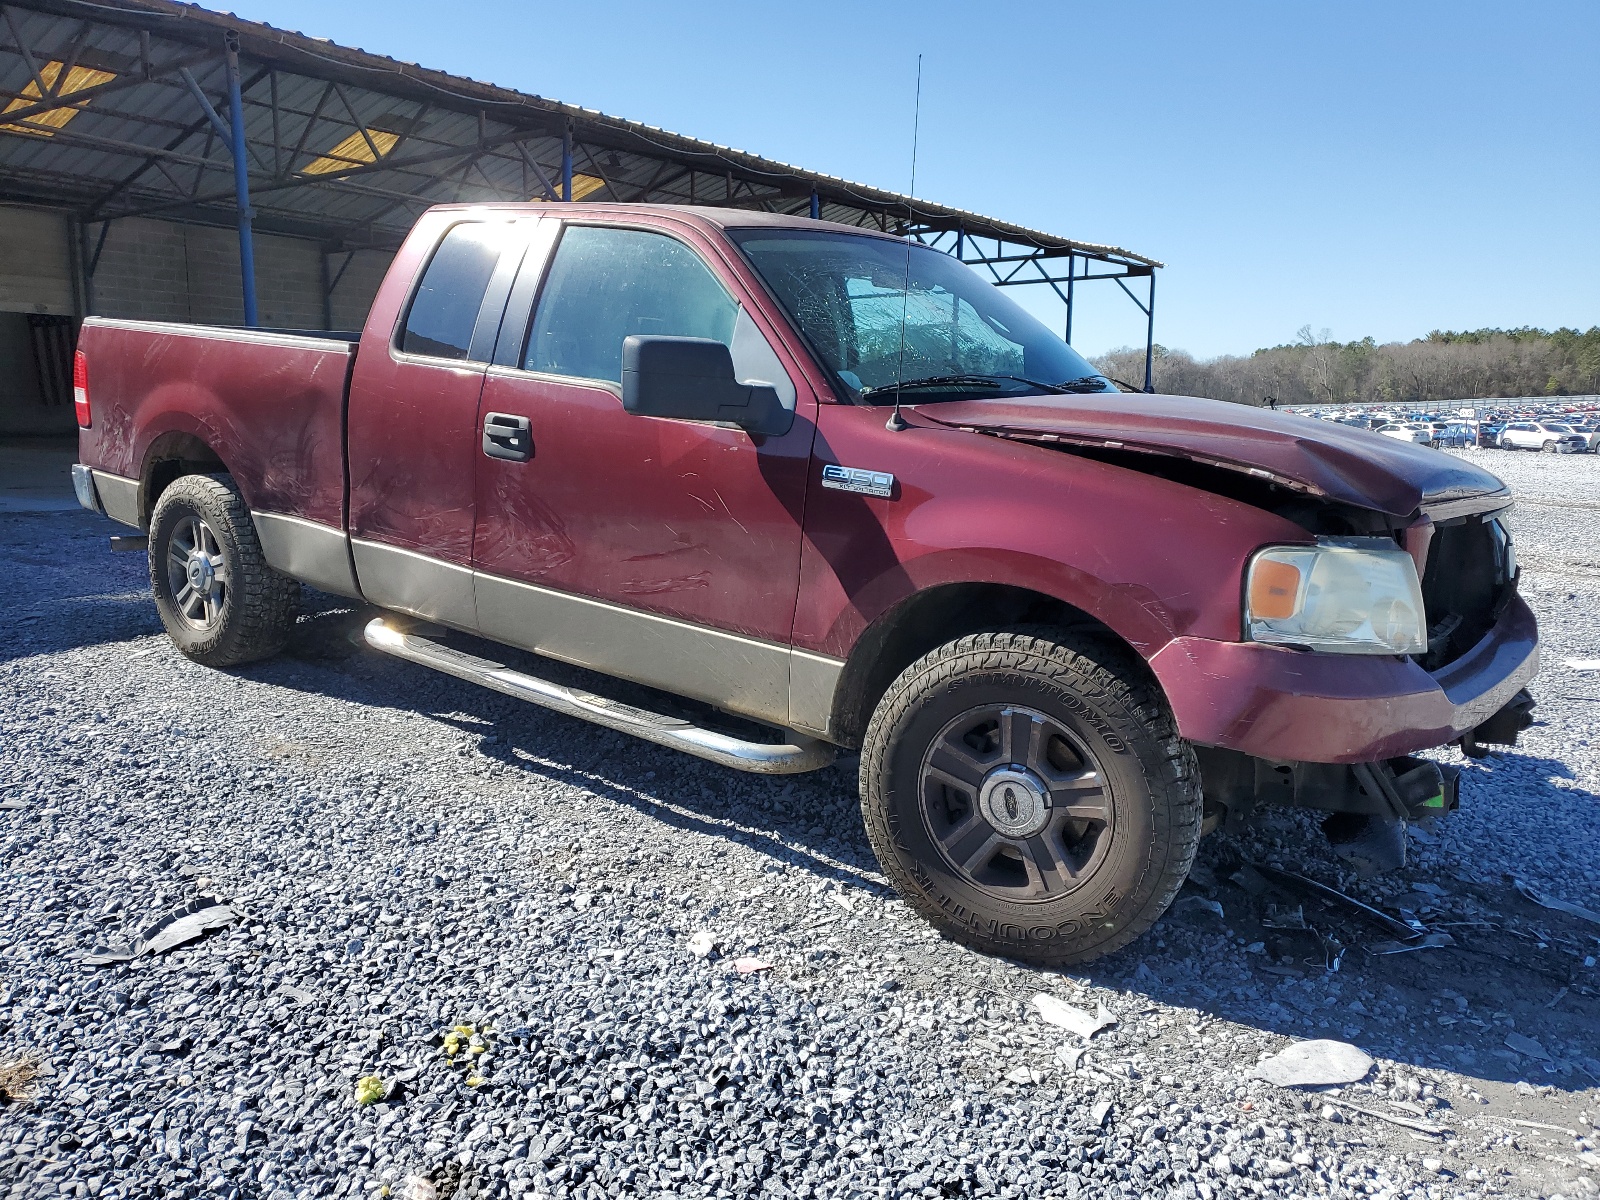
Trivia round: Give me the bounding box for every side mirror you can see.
[621,335,794,437]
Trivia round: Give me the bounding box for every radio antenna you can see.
[887,53,923,433]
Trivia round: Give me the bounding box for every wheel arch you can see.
[139,430,230,527]
[825,581,1158,749]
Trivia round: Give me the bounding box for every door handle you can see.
[483,412,532,462]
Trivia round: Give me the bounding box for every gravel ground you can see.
[1,447,1597,1200]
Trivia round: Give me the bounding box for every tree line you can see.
[1092,326,1600,407]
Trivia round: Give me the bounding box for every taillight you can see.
[73,350,89,427]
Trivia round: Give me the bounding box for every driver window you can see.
[525,225,794,407]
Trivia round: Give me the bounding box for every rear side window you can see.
[524,226,737,384]
[400,224,504,360]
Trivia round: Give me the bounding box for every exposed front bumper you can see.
[1150,592,1539,763]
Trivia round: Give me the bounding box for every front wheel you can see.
[148,473,300,666]
[859,629,1201,965]
[1542,440,1558,454]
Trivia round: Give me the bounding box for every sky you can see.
[227,0,1600,359]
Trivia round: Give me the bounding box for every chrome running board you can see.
[363,618,836,775]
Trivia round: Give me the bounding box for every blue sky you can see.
[231,0,1599,358]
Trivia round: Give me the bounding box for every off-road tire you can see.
[859,628,1201,965]
[148,473,299,667]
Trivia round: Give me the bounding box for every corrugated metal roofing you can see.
[0,0,1160,271]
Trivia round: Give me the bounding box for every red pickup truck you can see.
[72,203,1538,964]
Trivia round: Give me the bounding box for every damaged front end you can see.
[1196,684,1535,873]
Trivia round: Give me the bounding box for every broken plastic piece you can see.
[687,931,714,959]
[1004,1065,1040,1085]
[1031,994,1117,1039]
[1513,879,1600,928]
[138,898,237,955]
[1090,1100,1113,1127]
[354,1076,386,1105]
[1504,1032,1549,1060]
[1172,895,1225,922]
[0,800,27,811]
[1369,932,1455,955]
[733,956,773,974]
[1250,1039,1374,1087]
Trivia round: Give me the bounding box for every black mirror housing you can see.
[621,335,793,437]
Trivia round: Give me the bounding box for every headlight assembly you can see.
[1245,537,1426,655]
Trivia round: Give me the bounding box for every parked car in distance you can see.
[71,201,1540,967]
[1498,421,1589,453]
[1375,423,1434,445]
[1564,421,1600,452]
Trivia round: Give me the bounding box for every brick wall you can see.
[91,218,394,332]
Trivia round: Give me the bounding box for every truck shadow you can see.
[1081,770,1600,1094]
[18,558,1594,1103]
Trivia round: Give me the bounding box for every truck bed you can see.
[76,318,357,533]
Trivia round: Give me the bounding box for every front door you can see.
[472,219,818,726]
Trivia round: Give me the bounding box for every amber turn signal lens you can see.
[1249,558,1302,619]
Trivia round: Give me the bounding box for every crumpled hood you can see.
[916,392,1509,519]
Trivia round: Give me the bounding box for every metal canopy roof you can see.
[0,0,1162,380]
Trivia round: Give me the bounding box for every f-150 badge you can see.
[821,464,895,498]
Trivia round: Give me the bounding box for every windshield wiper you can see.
[858,373,1112,400]
[857,375,1006,399]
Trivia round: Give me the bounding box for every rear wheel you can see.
[148,473,299,666]
[859,628,1201,965]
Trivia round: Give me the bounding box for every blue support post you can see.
[561,122,573,202]
[224,33,258,327]
[809,189,819,220]
[1065,254,1075,345]
[1143,271,1157,393]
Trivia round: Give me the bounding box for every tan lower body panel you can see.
[349,540,844,735]
[351,538,478,630]
[253,511,361,599]
[90,470,141,529]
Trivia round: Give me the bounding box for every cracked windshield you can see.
[731,228,1114,402]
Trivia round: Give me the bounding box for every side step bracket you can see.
[363,618,836,775]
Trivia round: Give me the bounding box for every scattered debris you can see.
[1505,1032,1550,1060]
[1323,813,1408,876]
[1486,1114,1578,1137]
[354,1075,386,1105]
[0,1054,40,1103]
[0,799,28,811]
[1322,1097,1447,1136]
[1090,1100,1113,1128]
[687,931,714,959]
[139,898,237,954]
[1054,1045,1087,1071]
[1514,878,1600,928]
[1030,994,1117,1039]
[1172,894,1225,922]
[403,1177,439,1200]
[734,956,773,975]
[276,984,316,1007]
[1004,1065,1041,1085]
[1249,1039,1374,1087]
[80,897,238,965]
[831,892,857,914]
[1254,864,1420,940]
[1369,932,1456,955]
[1564,658,1600,671]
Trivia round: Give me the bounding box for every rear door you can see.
[346,218,529,628]
[470,218,818,726]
